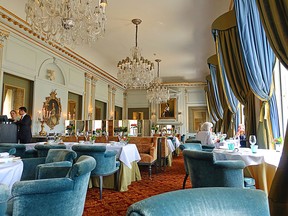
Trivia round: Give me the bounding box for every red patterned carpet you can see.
[83,154,190,216]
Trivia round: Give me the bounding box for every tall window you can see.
[274,59,288,137]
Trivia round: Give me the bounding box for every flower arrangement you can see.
[131,124,137,128]
[273,137,283,144]
[96,128,102,133]
[120,136,130,144]
[91,135,97,141]
[66,124,75,135]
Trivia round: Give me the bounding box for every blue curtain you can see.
[209,65,224,118]
[217,44,241,132]
[235,0,280,138]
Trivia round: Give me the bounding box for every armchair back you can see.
[6,156,96,216]
[183,150,245,188]
[127,188,270,216]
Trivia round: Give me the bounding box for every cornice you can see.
[162,82,207,87]
[0,6,124,89]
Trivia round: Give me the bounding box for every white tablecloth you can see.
[0,160,23,191]
[213,148,281,167]
[27,142,141,169]
[166,139,175,153]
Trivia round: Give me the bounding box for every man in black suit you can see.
[15,107,32,143]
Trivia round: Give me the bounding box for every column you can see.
[90,76,98,120]
[108,85,113,119]
[84,73,92,120]
[0,29,9,114]
[123,91,127,119]
[111,86,116,120]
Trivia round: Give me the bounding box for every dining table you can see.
[26,142,141,191]
[0,159,23,192]
[213,147,281,194]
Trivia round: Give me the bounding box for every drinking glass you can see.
[249,135,257,145]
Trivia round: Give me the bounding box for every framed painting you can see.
[159,98,176,119]
[43,90,62,129]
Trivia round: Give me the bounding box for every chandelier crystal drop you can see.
[147,59,169,104]
[25,0,108,47]
[117,19,155,89]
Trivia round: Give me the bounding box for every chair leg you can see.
[114,170,119,191]
[99,176,103,200]
[182,174,189,189]
[149,165,152,179]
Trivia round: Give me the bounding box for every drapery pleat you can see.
[208,55,234,137]
[212,10,257,141]
[205,86,218,124]
[217,44,241,133]
[268,121,288,216]
[206,75,223,130]
[234,0,280,148]
[256,0,288,69]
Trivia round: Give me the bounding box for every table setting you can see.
[0,152,23,192]
[212,135,281,193]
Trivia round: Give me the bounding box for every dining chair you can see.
[0,183,9,216]
[179,143,202,189]
[0,143,37,158]
[72,144,120,199]
[21,149,77,180]
[183,150,245,188]
[126,187,270,216]
[5,155,96,216]
[34,144,66,157]
[0,147,16,155]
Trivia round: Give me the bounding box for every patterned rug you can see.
[83,154,190,216]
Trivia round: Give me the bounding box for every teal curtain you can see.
[235,0,280,141]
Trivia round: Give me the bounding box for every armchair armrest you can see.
[214,160,245,169]
[11,178,74,196]
[36,161,72,179]
[21,157,46,180]
[150,147,157,160]
[105,150,117,158]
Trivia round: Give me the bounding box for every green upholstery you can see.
[5,155,96,216]
[179,143,202,189]
[72,144,120,199]
[126,187,270,216]
[21,149,77,180]
[0,147,16,155]
[0,184,9,216]
[0,143,37,158]
[34,144,66,157]
[183,150,245,188]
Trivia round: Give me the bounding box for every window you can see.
[274,59,288,137]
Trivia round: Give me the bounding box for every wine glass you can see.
[249,135,257,145]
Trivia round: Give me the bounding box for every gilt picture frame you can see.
[43,90,62,129]
[159,98,176,119]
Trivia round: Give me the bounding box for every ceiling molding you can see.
[0,6,125,89]
[162,82,207,87]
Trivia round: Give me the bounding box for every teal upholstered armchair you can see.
[126,188,270,216]
[0,147,16,155]
[5,155,96,216]
[179,143,202,189]
[0,143,36,158]
[72,144,120,199]
[0,184,9,216]
[34,144,66,157]
[183,150,245,188]
[21,149,77,180]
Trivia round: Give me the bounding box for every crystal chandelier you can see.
[117,19,155,89]
[147,59,169,104]
[25,0,108,46]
